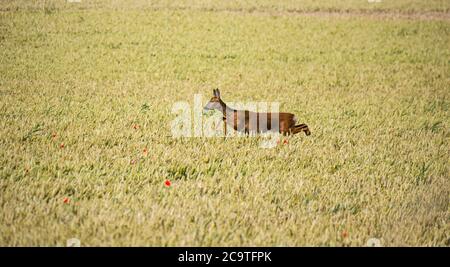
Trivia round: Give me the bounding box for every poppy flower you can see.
[164,180,171,187]
[143,147,148,156]
[341,230,348,238]
[283,140,289,145]
[133,124,140,130]
[60,143,65,149]
[63,197,70,204]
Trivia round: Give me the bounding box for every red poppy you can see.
[283,140,289,145]
[52,132,57,138]
[342,230,348,238]
[60,143,65,149]
[164,180,171,187]
[63,197,70,204]
[143,147,148,156]
[133,124,140,130]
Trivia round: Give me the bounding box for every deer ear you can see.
[215,88,221,98]
[213,89,218,97]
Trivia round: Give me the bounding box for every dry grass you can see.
[0,1,449,246]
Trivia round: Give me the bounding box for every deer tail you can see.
[291,124,311,136]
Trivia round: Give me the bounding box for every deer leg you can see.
[244,128,249,137]
[222,117,227,137]
[291,124,311,135]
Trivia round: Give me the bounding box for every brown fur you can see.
[205,90,311,136]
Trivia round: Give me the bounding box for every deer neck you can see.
[219,100,234,119]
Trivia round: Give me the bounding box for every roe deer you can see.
[203,89,311,136]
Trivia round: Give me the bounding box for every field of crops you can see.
[0,0,449,246]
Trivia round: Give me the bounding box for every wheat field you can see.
[0,0,449,246]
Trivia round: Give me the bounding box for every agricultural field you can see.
[0,0,449,246]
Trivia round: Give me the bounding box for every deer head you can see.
[203,89,224,113]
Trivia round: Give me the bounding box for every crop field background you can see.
[0,0,449,246]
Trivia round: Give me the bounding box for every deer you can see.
[203,89,311,136]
